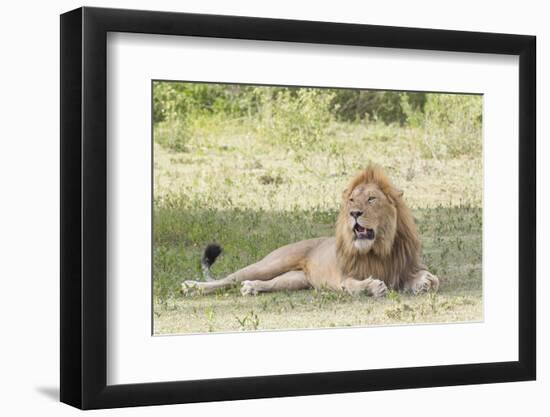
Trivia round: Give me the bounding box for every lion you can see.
[182,165,439,297]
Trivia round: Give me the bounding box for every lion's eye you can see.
[368,196,376,204]
[349,198,354,203]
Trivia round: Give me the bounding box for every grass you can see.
[155,290,482,334]
[153,116,482,335]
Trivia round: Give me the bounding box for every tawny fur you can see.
[336,166,423,290]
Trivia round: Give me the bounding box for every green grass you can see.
[153,117,482,335]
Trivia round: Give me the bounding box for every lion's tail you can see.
[201,244,222,282]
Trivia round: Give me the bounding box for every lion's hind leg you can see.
[183,257,301,295]
[404,270,440,294]
[240,271,311,296]
[183,239,322,295]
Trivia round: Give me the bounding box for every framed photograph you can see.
[60,6,536,409]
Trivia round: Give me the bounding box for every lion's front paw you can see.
[240,280,259,296]
[369,278,388,298]
[341,277,387,297]
[410,271,439,294]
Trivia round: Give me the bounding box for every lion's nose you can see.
[350,210,363,219]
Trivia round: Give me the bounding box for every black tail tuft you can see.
[202,244,222,268]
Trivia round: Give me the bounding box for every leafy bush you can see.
[153,82,260,123]
[402,93,482,159]
[330,90,426,124]
[153,82,482,161]
[255,88,335,156]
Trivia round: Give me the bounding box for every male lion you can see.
[183,165,439,297]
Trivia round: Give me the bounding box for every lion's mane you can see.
[335,166,423,290]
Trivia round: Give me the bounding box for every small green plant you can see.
[428,291,439,313]
[386,290,401,304]
[260,298,270,312]
[235,310,261,331]
[385,302,417,322]
[204,306,216,332]
[312,286,346,309]
[385,306,403,320]
[258,169,285,186]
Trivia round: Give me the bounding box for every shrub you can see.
[154,119,191,152]
[402,93,482,159]
[255,88,335,156]
[331,90,426,124]
[153,81,260,123]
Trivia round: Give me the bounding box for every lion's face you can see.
[335,166,420,287]
[342,183,397,254]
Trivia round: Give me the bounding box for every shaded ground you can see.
[154,210,482,334]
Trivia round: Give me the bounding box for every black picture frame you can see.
[60,6,536,410]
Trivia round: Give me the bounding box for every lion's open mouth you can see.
[354,224,375,240]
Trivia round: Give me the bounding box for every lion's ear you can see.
[386,187,403,205]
